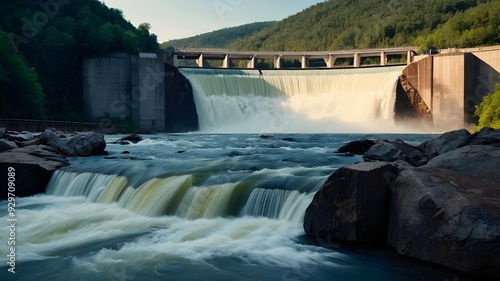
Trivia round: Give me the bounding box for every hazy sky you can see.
[102,0,325,42]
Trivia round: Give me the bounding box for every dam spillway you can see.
[179,66,406,133]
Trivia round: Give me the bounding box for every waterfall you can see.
[45,170,323,222]
[179,66,405,133]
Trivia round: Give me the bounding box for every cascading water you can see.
[179,66,405,133]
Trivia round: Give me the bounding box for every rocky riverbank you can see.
[304,128,500,277]
[0,128,106,200]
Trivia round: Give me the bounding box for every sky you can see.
[102,0,326,42]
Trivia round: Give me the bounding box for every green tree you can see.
[474,83,500,131]
[0,29,45,118]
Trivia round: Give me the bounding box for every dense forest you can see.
[0,0,159,120]
[166,0,498,53]
[161,22,274,50]
[229,0,498,51]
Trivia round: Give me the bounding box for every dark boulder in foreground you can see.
[0,145,69,199]
[388,167,500,277]
[304,162,402,245]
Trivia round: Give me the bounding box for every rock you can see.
[259,134,274,140]
[0,139,17,153]
[388,168,500,277]
[5,130,38,142]
[466,127,500,147]
[116,134,143,144]
[38,129,64,148]
[418,129,471,159]
[0,145,69,199]
[363,142,405,163]
[34,129,106,157]
[282,137,296,142]
[387,140,427,166]
[337,139,375,155]
[304,162,402,245]
[426,145,500,184]
[62,131,106,157]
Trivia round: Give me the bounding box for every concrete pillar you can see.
[407,50,413,65]
[274,56,281,69]
[353,53,361,67]
[247,56,255,68]
[326,54,335,68]
[301,56,308,69]
[380,52,387,66]
[196,54,203,68]
[172,54,179,67]
[223,54,229,68]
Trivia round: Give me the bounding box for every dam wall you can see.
[403,47,500,130]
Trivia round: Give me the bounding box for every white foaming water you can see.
[0,196,335,269]
[179,67,406,133]
[44,170,319,222]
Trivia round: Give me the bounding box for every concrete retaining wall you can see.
[403,47,500,130]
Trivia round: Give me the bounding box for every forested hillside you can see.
[161,22,274,50]
[229,0,496,51]
[0,0,159,120]
[164,0,496,52]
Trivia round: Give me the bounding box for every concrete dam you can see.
[83,46,500,133]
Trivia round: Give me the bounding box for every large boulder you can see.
[363,140,427,167]
[60,131,106,156]
[426,145,500,183]
[0,145,70,199]
[37,129,106,157]
[388,168,500,277]
[418,129,471,159]
[304,162,402,245]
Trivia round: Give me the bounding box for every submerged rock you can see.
[259,134,274,140]
[337,139,375,155]
[388,168,500,277]
[115,134,143,144]
[0,145,69,199]
[304,161,402,245]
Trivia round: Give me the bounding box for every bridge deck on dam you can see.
[172,47,418,69]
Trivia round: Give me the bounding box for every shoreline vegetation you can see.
[0,127,499,277]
